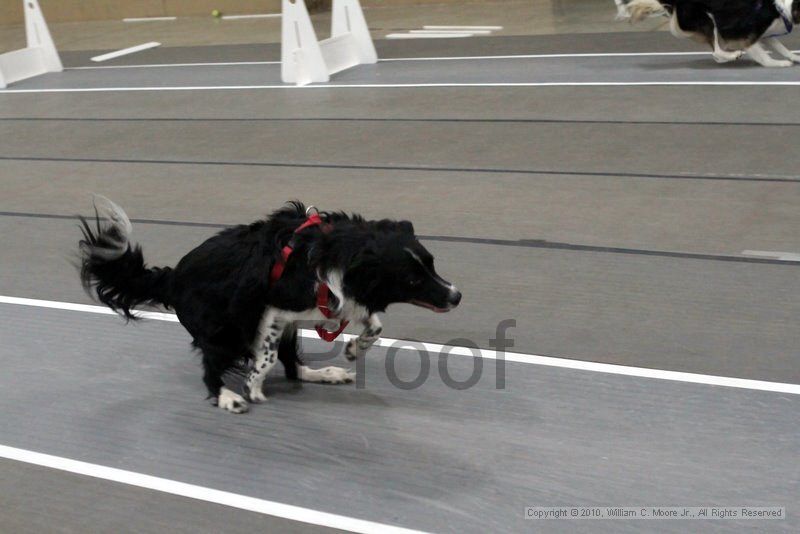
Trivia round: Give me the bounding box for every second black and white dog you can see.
[79,198,461,414]
[618,0,800,67]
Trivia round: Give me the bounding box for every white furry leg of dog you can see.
[298,365,355,384]
[747,41,793,67]
[245,309,284,404]
[765,37,800,63]
[345,314,383,361]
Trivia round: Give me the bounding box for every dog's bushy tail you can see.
[79,196,173,319]
[620,0,667,22]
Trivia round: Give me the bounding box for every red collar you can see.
[268,209,349,342]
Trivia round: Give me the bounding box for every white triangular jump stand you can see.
[0,0,62,88]
[281,0,377,86]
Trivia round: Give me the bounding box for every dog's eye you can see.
[408,279,422,287]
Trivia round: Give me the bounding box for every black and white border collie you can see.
[618,0,800,67]
[78,198,461,414]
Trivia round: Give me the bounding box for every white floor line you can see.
[386,33,473,39]
[122,17,177,23]
[408,30,492,35]
[380,51,713,61]
[221,14,281,20]
[0,445,427,534]
[4,81,800,94]
[423,25,503,31]
[67,60,281,70]
[1,295,798,396]
[742,250,800,261]
[91,42,162,63]
[68,61,280,70]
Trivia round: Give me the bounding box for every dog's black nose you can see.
[449,290,462,307]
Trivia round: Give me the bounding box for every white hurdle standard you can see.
[281,0,377,86]
[0,0,62,89]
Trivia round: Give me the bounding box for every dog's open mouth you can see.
[409,299,451,313]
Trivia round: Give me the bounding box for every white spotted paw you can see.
[300,365,356,384]
[218,387,249,414]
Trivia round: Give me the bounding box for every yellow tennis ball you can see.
[211,9,221,18]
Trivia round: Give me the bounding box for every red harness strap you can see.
[268,213,323,285]
[268,211,349,342]
[314,284,349,342]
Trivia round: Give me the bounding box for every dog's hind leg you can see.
[765,38,800,63]
[200,344,248,414]
[278,325,302,381]
[217,386,249,414]
[747,41,793,67]
[711,23,744,63]
[669,11,693,39]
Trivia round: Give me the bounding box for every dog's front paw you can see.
[771,59,794,68]
[218,387,249,414]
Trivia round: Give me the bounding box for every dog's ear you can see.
[344,243,382,297]
[352,246,375,267]
[373,219,414,235]
[398,220,414,235]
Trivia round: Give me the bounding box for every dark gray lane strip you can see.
[1,304,798,533]
[2,117,800,127]
[1,210,796,266]
[58,33,708,68]
[423,236,800,266]
[0,211,231,229]
[60,31,793,68]
[1,155,797,183]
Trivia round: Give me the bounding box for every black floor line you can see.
[2,210,796,266]
[1,155,797,183]
[1,117,800,127]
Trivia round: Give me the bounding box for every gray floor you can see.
[1,304,798,533]
[1,32,798,532]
